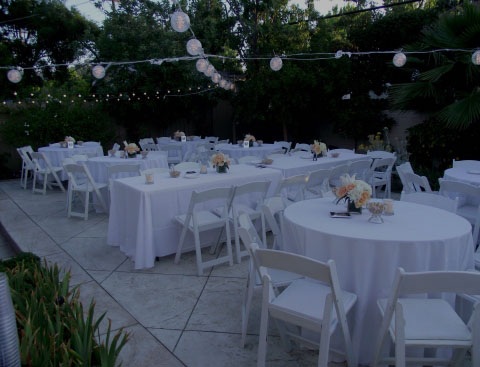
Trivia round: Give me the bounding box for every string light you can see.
[186,39,203,56]
[92,64,106,79]
[196,58,209,73]
[7,69,22,83]
[170,9,190,33]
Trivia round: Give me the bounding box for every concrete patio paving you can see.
[0,178,323,366]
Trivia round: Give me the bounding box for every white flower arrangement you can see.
[311,140,327,156]
[334,174,372,208]
[64,136,75,143]
[211,152,230,168]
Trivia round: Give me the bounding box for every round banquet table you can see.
[444,167,480,186]
[282,198,474,365]
[39,145,104,180]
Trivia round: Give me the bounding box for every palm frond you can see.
[436,90,480,129]
[418,63,454,82]
[389,82,436,110]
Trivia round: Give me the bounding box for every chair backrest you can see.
[238,156,260,164]
[305,168,331,197]
[328,164,350,187]
[159,144,183,162]
[185,187,235,222]
[402,171,432,193]
[156,137,172,144]
[396,162,414,189]
[400,192,458,212]
[367,150,396,159]
[18,146,35,168]
[232,181,271,212]
[275,174,307,203]
[107,163,141,178]
[348,159,373,181]
[238,212,266,249]
[370,157,396,175]
[111,143,120,151]
[30,151,55,171]
[174,161,201,172]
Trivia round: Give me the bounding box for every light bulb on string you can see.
[219,79,227,89]
[472,50,480,66]
[393,52,407,67]
[196,58,209,73]
[170,9,190,33]
[212,72,221,84]
[186,39,203,56]
[92,64,106,79]
[7,69,22,83]
[270,56,283,71]
[205,64,215,77]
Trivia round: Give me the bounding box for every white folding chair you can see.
[229,181,271,263]
[143,142,159,151]
[63,163,108,220]
[401,171,432,193]
[439,179,480,245]
[348,158,373,181]
[159,144,183,165]
[255,248,357,367]
[261,196,286,250]
[368,157,397,198]
[17,146,35,189]
[373,267,480,367]
[400,191,458,212]
[107,163,141,190]
[304,168,331,199]
[237,213,302,347]
[111,143,120,151]
[328,164,350,189]
[30,152,66,195]
[174,187,235,276]
[138,138,155,150]
[396,162,415,191]
[275,174,307,205]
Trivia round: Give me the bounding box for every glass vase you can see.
[216,165,227,173]
[347,199,362,214]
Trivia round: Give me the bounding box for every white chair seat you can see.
[378,298,471,342]
[271,278,357,333]
[175,211,227,231]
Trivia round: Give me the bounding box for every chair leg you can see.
[193,228,204,276]
[318,294,333,367]
[233,216,242,264]
[174,226,188,264]
[257,285,269,367]
[84,191,90,220]
[224,219,234,267]
[241,267,255,347]
[67,188,73,218]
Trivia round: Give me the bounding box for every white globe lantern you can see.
[270,56,283,71]
[196,58,209,73]
[92,64,106,79]
[472,50,480,66]
[7,69,22,83]
[170,10,190,33]
[393,52,407,67]
[212,72,221,84]
[205,64,215,77]
[186,39,203,56]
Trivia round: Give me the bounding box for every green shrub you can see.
[1,252,129,367]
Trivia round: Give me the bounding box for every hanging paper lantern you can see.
[186,39,203,56]
[92,64,106,79]
[270,57,283,71]
[472,50,480,66]
[205,64,215,77]
[392,52,407,67]
[170,10,190,33]
[7,69,22,83]
[212,72,221,84]
[196,58,209,73]
[335,50,343,59]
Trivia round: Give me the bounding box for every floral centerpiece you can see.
[211,152,230,173]
[311,140,327,160]
[65,136,75,143]
[334,173,372,213]
[245,134,256,147]
[173,130,186,141]
[123,142,140,157]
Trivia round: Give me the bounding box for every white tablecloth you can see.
[282,198,474,364]
[216,143,279,160]
[157,139,207,158]
[107,164,283,269]
[39,145,104,180]
[444,167,480,186]
[85,152,168,184]
[265,152,368,177]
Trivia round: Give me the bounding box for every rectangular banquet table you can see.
[265,151,369,177]
[216,143,280,160]
[282,197,474,364]
[107,164,282,269]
